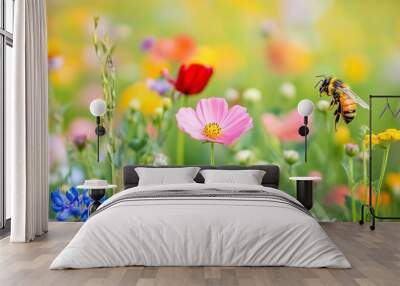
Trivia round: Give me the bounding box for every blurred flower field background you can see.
[47,0,400,221]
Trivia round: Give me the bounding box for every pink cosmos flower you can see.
[262,109,313,143]
[176,97,253,145]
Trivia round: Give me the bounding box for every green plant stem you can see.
[288,164,297,196]
[210,142,215,166]
[362,144,368,202]
[375,144,391,214]
[93,17,117,186]
[312,200,330,220]
[348,157,356,222]
[169,88,176,102]
[80,150,94,179]
[176,96,187,165]
[107,117,116,185]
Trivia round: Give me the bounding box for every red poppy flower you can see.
[164,63,214,96]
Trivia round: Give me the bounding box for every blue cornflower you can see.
[50,186,101,222]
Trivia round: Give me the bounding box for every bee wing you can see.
[338,87,370,109]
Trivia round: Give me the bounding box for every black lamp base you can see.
[88,188,106,215]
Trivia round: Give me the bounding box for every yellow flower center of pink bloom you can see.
[203,122,222,139]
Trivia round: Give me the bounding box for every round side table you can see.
[289,177,321,210]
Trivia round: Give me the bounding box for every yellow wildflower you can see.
[385,128,400,140]
[118,82,163,116]
[378,129,398,142]
[363,134,380,146]
[335,126,351,145]
[386,173,400,194]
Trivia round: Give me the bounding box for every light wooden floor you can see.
[0,222,399,286]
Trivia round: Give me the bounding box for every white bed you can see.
[50,183,351,269]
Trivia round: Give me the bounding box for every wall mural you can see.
[47,0,400,222]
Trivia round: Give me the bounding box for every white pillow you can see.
[135,167,200,186]
[200,169,266,185]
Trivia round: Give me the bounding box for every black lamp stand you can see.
[298,116,310,162]
[95,116,106,162]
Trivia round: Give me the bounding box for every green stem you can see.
[362,144,368,203]
[169,88,176,102]
[176,96,187,165]
[312,200,330,220]
[288,165,292,177]
[210,142,215,166]
[348,157,356,222]
[375,144,391,214]
[288,164,296,196]
[80,150,94,179]
[107,116,116,185]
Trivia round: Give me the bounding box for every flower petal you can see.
[218,105,253,145]
[175,63,213,95]
[195,97,228,125]
[219,118,253,145]
[220,105,251,130]
[176,107,207,141]
[50,190,65,207]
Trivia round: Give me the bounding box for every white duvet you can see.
[50,183,351,269]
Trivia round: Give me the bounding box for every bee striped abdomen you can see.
[340,96,357,124]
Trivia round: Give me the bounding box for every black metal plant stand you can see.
[359,95,400,230]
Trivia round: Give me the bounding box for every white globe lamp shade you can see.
[90,99,106,117]
[297,99,314,116]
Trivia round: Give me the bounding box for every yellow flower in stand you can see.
[377,128,400,142]
[335,126,351,145]
[364,129,400,146]
[384,128,400,140]
[363,134,380,146]
[118,82,163,116]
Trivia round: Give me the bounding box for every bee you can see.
[315,76,369,129]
